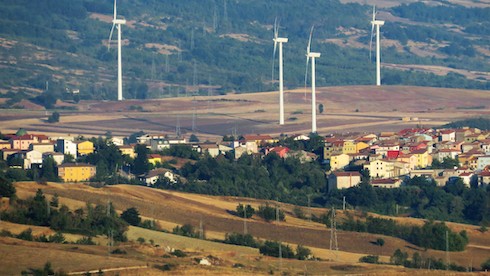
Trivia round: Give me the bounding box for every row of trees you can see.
[224,232,312,260]
[1,189,128,241]
[325,177,489,225]
[339,215,469,251]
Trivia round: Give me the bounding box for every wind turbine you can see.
[108,0,126,101]
[370,6,385,86]
[272,18,288,125]
[305,26,321,133]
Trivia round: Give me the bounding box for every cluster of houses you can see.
[0,129,98,182]
[325,127,490,190]
[1,127,490,190]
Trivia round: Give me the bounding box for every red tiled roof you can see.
[333,171,362,177]
[372,178,399,184]
[242,134,274,141]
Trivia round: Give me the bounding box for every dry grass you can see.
[2,85,488,139]
[0,237,147,275]
[10,182,490,271]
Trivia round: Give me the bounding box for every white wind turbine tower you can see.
[272,18,288,125]
[370,6,385,86]
[305,26,321,133]
[108,0,126,101]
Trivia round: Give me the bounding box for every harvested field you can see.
[12,182,490,271]
[1,86,488,140]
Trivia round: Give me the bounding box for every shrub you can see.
[296,245,312,260]
[257,204,285,222]
[172,224,199,238]
[482,258,490,271]
[236,203,254,219]
[111,248,127,254]
[75,236,96,245]
[224,233,259,248]
[259,240,295,258]
[171,249,187,257]
[120,207,141,226]
[137,237,145,244]
[17,228,33,241]
[359,255,379,264]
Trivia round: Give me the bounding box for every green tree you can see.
[390,249,408,265]
[259,240,295,258]
[236,203,254,218]
[41,156,59,182]
[296,245,312,260]
[47,112,60,123]
[133,144,150,175]
[50,193,59,207]
[120,207,141,226]
[375,238,385,255]
[0,173,16,197]
[481,258,490,271]
[257,204,285,222]
[224,233,259,248]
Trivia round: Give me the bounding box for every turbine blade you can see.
[369,24,374,60]
[274,17,279,39]
[307,25,314,54]
[304,56,310,101]
[108,23,116,49]
[272,18,278,84]
[272,42,277,83]
[369,6,375,61]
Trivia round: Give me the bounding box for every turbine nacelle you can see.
[274,37,289,43]
[371,20,385,26]
[113,19,127,25]
[307,52,321,58]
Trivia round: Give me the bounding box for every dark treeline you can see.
[443,117,490,131]
[1,189,128,241]
[340,215,468,251]
[160,152,328,205]
[325,177,489,225]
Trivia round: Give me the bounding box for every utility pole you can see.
[446,230,450,270]
[276,202,282,270]
[243,204,247,235]
[307,194,311,222]
[342,196,346,211]
[330,207,339,260]
[199,216,204,239]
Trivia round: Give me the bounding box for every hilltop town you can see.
[2,125,489,189]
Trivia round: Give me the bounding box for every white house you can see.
[439,130,456,142]
[150,139,170,151]
[142,168,178,186]
[109,137,125,146]
[477,156,490,171]
[371,178,402,188]
[328,171,362,190]
[433,149,460,162]
[24,150,43,169]
[56,139,77,159]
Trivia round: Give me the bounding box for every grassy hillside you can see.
[7,181,489,273]
[0,0,488,106]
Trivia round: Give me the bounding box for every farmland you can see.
[1,181,488,274]
[1,85,489,140]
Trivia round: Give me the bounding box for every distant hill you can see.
[443,117,490,130]
[0,0,488,105]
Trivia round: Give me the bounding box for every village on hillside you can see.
[1,126,489,189]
